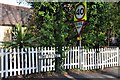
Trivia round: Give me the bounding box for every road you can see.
[63,67,120,80]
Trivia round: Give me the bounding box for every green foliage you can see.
[3,24,34,49]
[27,2,120,71]
[28,2,77,72]
[82,2,120,48]
[28,2,76,47]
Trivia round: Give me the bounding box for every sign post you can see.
[75,21,84,47]
[74,2,87,47]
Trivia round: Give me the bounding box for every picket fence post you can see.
[117,47,119,66]
[1,49,4,77]
[101,48,104,70]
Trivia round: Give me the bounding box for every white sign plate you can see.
[75,21,84,34]
[75,4,85,19]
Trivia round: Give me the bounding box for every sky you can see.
[0,0,31,8]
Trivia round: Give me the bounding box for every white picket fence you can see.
[81,47,119,70]
[38,47,56,72]
[0,48,39,78]
[38,47,80,72]
[0,47,119,78]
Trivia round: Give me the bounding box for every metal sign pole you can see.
[80,34,81,48]
[74,2,87,70]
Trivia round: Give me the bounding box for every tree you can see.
[27,2,120,71]
[28,2,77,72]
[28,2,77,47]
[82,2,120,48]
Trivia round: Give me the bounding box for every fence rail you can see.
[0,46,119,78]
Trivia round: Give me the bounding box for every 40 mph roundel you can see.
[75,4,85,20]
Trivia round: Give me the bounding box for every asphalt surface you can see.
[64,67,120,79]
[5,67,120,80]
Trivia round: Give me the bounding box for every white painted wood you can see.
[117,47,119,66]
[44,47,47,72]
[32,47,35,73]
[41,47,43,72]
[10,49,12,76]
[17,48,20,75]
[47,47,50,71]
[67,47,70,69]
[72,47,74,69]
[13,48,16,76]
[110,49,112,67]
[5,49,8,77]
[28,48,31,74]
[35,47,38,73]
[51,47,56,71]
[76,46,78,68]
[90,49,92,70]
[111,51,113,67]
[101,48,104,70]
[1,49,4,77]
[25,48,27,74]
[82,48,85,70]
[92,49,94,69]
[51,47,54,70]
[104,48,106,66]
[87,50,89,70]
[78,46,80,69]
[70,47,72,69]
[0,47,119,78]
[21,48,24,74]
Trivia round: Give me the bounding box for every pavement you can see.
[64,67,120,79]
[5,67,120,80]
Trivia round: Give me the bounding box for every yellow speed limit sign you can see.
[74,2,87,21]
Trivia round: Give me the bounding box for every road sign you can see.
[75,21,84,35]
[74,2,87,21]
[77,37,82,41]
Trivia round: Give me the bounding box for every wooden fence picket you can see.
[21,48,24,75]
[35,47,38,73]
[28,48,31,74]
[17,48,20,75]
[5,49,8,77]
[13,48,16,76]
[1,49,4,77]
[117,47,119,66]
[0,47,119,78]
[32,47,35,73]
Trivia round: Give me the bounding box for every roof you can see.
[0,3,32,26]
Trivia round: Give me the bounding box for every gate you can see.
[63,47,80,69]
[38,47,56,72]
[38,47,80,72]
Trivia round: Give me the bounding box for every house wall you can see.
[0,26,12,47]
